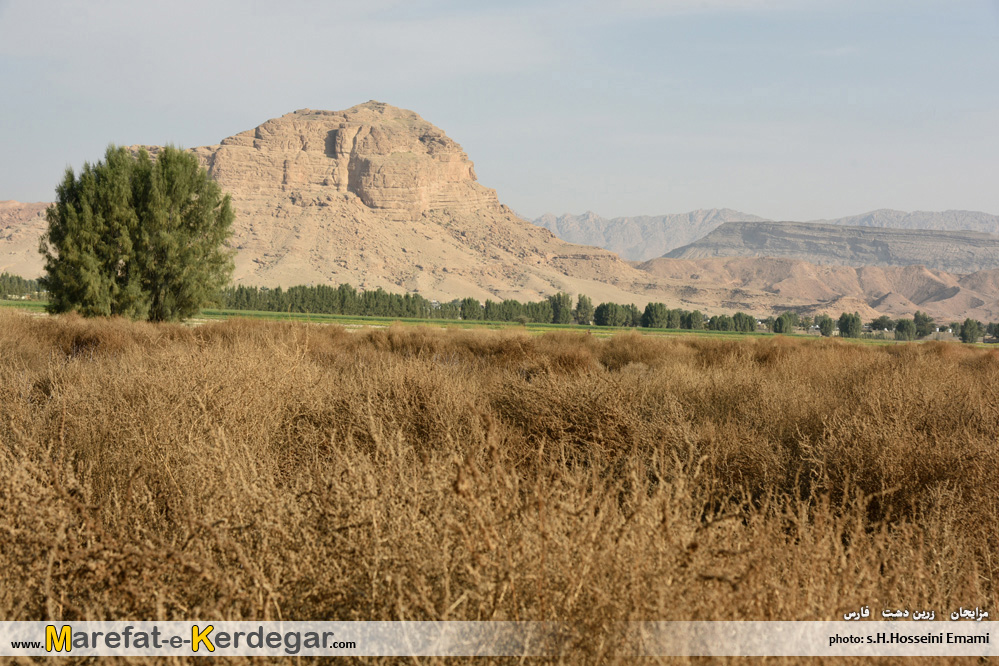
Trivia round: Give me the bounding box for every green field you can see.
[0,299,779,339]
[4,298,988,345]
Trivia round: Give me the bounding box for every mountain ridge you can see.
[664,220,999,274]
[534,208,999,261]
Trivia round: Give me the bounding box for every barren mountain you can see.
[534,209,766,261]
[813,209,999,234]
[534,208,999,260]
[175,102,665,304]
[664,221,999,274]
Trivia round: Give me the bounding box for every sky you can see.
[1,0,998,221]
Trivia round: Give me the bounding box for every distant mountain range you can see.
[533,209,767,262]
[534,209,999,261]
[664,221,999,275]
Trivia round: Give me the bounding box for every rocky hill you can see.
[534,209,766,261]
[6,103,659,305]
[663,221,999,274]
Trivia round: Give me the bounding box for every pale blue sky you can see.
[1,0,998,220]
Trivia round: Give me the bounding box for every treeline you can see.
[862,311,995,344]
[5,272,998,343]
[217,284,579,323]
[216,285,760,331]
[0,272,45,299]
[217,285,999,343]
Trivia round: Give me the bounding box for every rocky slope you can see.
[664,221,999,274]
[534,209,766,261]
[0,201,48,277]
[638,256,999,322]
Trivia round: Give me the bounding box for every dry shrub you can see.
[0,310,996,665]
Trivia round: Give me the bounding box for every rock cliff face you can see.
[191,103,499,219]
[664,221,999,275]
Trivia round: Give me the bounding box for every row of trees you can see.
[218,285,593,324]
[861,311,991,343]
[0,272,44,299]
[216,286,765,332]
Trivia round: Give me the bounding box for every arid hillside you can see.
[639,256,999,322]
[2,103,654,305]
[0,200,47,277]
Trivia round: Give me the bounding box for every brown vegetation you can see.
[1,311,997,664]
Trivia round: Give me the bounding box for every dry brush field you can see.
[1,310,997,664]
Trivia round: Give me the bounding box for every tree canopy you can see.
[39,145,235,322]
[837,312,862,338]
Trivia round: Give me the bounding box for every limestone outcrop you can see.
[191,102,499,220]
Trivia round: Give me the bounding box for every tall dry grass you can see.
[0,311,996,664]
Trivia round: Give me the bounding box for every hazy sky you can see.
[2,0,998,220]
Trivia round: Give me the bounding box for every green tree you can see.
[549,292,574,324]
[708,314,734,331]
[641,302,669,328]
[838,312,862,338]
[870,315,895,332]
[39,145,234,321]
[624,303,642,327]
[816,314,834,337]
[574,294,594,325]
[960,318,983,344]
[913,311,935,338]
[894,318,916,341]
[460,297,482,320]
[773,312,796,334]
[594,302,628,327]
[733,312,756,333]
[683,310,704,330]
[987,322,999,341]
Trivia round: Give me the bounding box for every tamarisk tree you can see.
[40,145,234,322]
